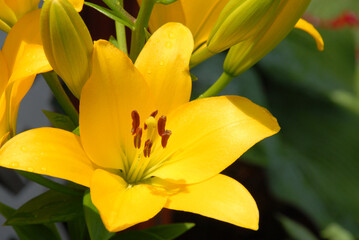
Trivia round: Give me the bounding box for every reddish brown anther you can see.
[161,130,172,148]
[131,110,140,134]
[150,110,158,118]
[157,116,167,136]
[133,128,142,149]
[143,139,153,157]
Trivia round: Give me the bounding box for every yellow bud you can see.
[223,0,312,77]
[207,0,280,53]
[41,0,93,98]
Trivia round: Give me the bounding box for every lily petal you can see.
[0,50,9,97]
[166,174,259,230]
[3,9,52,81]
[0,127,95,187]
[67,0,84,12]
[295,18,324,51]
[91,169,167,232]
[4,0,39,22]
[144,0,229,50]
[80,40,153,170]
[152,96,280,184]
[135,23,193,115]
[0,0,16,31]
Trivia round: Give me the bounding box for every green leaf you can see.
[67,217,89,240]
[17,170,83,196]
[143,223,195,240]
[111,231,164,240]
[83,190,115,240]
[278,215,319,240]
[5,190,83,225]
[156,0,177,5]
[321,223,355,240]
[0,202,61,240]
[43,110,76,131]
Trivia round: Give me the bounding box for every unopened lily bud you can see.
[41,0,92,98]
[223,1,319,77]
[207,0,279,53]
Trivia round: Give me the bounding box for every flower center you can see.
[124,110,171,184]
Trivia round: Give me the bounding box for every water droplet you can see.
[165,41,172,48]
[169,32,174,39]
[147,69,152,74]
[41,167,47,172]
[40,152,44,156]
[27,167,34,172]
[10,162,19,168]
[159,61,164,66]
[21,146,26,151]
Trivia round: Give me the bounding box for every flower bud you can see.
[41,0,92,98]
[207,0,280,53]
[223,0,315,77]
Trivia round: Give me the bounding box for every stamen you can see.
[133,128,142,149]
[150,110,158,118]
[131,111,140,135]
[143,139,153,157]
[161,130,172,148]
[157,116,166,136]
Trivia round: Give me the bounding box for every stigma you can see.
[131,110,172,157]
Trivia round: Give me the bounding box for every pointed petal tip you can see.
[295,18,324,51]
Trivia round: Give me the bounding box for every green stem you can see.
[115,0,128,54]
[17,170,83,196]
[190,46,215,69]
[197,72,234,99]
[129,0,156,62]
[42,71,79,126]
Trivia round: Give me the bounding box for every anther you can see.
[161,130,172,148]
[150,110,158,118]
[157,116,166,136]
[131,111,140,135]
[143,139,153,158]
[133,128,142,149]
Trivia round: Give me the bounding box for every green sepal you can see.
[42,110,76,131]
[0,202,61,240]
[156,0,177,5]
[84,2,134,30]
[83,190,115,240]
[4,190,83,225]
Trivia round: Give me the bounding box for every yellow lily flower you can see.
[0,23,279,232]
[0,9,52,143]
